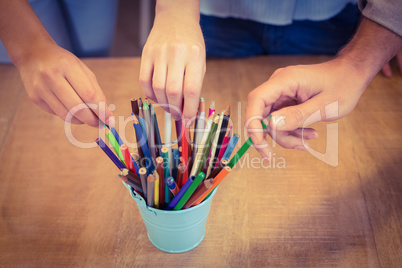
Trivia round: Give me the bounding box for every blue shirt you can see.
[200,0,358,26]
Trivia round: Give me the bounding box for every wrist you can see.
[155,0,200,22]
[10,35,56,69]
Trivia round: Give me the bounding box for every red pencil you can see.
[121,144,136,174]
[181,123,189,186]
[156,157,165,207]
[215,126,232,167]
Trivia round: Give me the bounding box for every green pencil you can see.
[106,132,126,166]
[161,147,171,204]
[195,115,219,175]
[173,172,205,210]
[227,117,270,169]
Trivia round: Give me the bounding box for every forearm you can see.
[0,0,54,67]
[337,17,402,85]
[155,0,200,24]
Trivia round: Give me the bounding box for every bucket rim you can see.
[124,181,218,214]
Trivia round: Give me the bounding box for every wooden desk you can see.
[0,57,401,267]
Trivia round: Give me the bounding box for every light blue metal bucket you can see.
[124,183,217,253]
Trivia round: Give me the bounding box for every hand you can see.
[16,42,114,127]
[139,1,206,122]
[381,49,402,77]
[245,58,367,159]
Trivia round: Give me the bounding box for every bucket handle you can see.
[122,182,157,216]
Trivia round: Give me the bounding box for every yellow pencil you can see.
[153,170,160,209]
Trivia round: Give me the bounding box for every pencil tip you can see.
[210,100,215,110]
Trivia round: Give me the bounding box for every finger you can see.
[272,130,310,151]
[166,62,185,121]
[66,63,113,127]
[139,56,157,102]
[152,58,169,112]
[245,81,284,159]
[293,128,318,140]
[396,50,402,76]
[182,60,205,124]
[269,93,328,132]
[51,77,100,127]
[41,90,84,125]
[245,105,272,160]
[77,62,115,126]
[34,98,56,115]
[382,63,392,78]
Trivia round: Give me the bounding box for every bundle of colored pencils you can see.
[97,97,268,210]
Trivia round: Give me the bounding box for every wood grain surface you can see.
[0,57,401,267]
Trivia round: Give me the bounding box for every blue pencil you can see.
[166,176,194,210]
[110,126,124,146]
[133,118,155,174]
[96,137,125,169]
[172,148,180,179]
[222,133,240,161]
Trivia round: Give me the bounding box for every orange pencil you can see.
[182,179,214,209]
[192,166,231,206]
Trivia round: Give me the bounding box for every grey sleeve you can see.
[358,0,402,36]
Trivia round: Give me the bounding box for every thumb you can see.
[269,96,326,132]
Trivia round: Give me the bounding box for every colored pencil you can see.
[222,133,239,161]
[208,100,215,117]
[166,176,194,210]
[181,123,189,186]
[176,163,185,187]
[164,111,173,176]
[213,105,230,161]
[156,157,165,207]
[161,147,171,204]
[207,159,228,180]
[120,168,141,185]
[153,170,160,208]
[227,120,268,169]
[206,112,223,176]
[121,144,136,173]
[192,166,231,206]
[139,167,147,199]
[96,138,125,170]
[146,174,155,207]
[133,115,155,173]
[110,126,124,146]
[131,98,139,116]
[189,112,214,177]
[143,101,156,161]
[175,119,182,148]
[192,115,219,177]
[173,172,205,210]
[151,104,162,157]
[172,147,179,179]
[192,98,205,161]
[105,132,126,165]
[216,126,231,166]
[165,176,180,196]
[183,178,214,209]
[121,176,144,194]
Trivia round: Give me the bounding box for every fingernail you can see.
[294,146,306,151]
[307,133,318,139]
[272,115,285,129]
[183,117,195,128]
[262,155,271,165]
[107,116,116,128]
